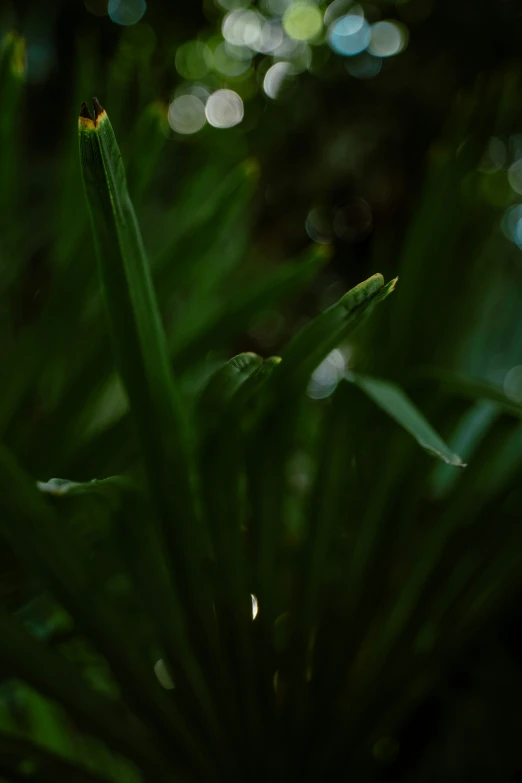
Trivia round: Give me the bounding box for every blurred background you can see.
[3,0,522,376]
[2,0,522,780]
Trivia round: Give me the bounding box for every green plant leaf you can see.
[347,372,466,467]
[0,609,173,782]
[0,444,213,781]
[412,366,522,419]
[78,100,239,776]
[0,32,24,223]
[0,729,113,783]
[62,245,326,478]
[265,275,397,404]
[78,98,197,535]
[429,400,498,499]
[170,244,329,365]
[197,354,267,773]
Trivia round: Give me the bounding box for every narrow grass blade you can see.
[353,420,522,692]
[197,355,267,775]
[0,730,113,783]
[35,472,235,779]
[78,98,197,537]
[413,366,522,419]
[125,101,169,206]
[286,384,355,734]
[157,161,257,304]
[0,610,173,782]
[265,275,397,403]
[0,32,24,221]
[51,36,99,270]
[429,400,498,499]
[347,372,466,467]
[78,101,229,738]
[37,475,131,501]
[151,160,257,268]
[0,445,214,780]
[63,246,327,476]
[170,245,329,364]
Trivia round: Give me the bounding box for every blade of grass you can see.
[411,366,522,419]
[64,245,327,478]
[197,354,268,776]
[78,100,235,775]
[0,32,24,223]
[286,383,355,740]
[35,473,237,779]
[0,610,173,782]
[237,278,398,684]
[151,160,257,269]
[0,31,25,351]
[429,399,498,500]
[347,418,522,699]
[347,372,466,467]
[0,444,216,781]
[0,730,113,783]
[169,244,329,362]
[124,101,169,207]
[156,160,257,306]
[78,97,201,564]
[264,275,397,405]
[238,276,398,751]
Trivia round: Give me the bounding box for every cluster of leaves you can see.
[2,26,522,783]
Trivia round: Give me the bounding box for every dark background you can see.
[2,1,522,780]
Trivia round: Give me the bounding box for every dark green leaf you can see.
[348,372,466,467]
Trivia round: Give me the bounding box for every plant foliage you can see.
[1,27,522,783]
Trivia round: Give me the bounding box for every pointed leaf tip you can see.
[92,97,105,120]
[79,102,92,120]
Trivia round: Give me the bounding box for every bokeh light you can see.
[333,198,372,242]
[154,659,174,690]
[214,42,252,76]
[168,95,207,135]
[508,160,522,195]
[501,204,522,245]
[480,170,513,207]
[256,20,285,53]
[307,348,346,399]
[108,0,147,26]
[288,450,314,491]
[175,82,211,102]
[324,0,353,27]
[509,133,522,162]
[283,2,323,41]
[346,52,382,79]
[263,61,295,99]
[175,41,213,80]
[273,37,312,72]
[328,14,371,56]
[478,137,506,173]
[223,9,264,48]
[261,0,293,15]
[504,365,522,403]
[368,21,408,57]
[205,89,244,128]
[225,42,253,61]
[306,206,334,244]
